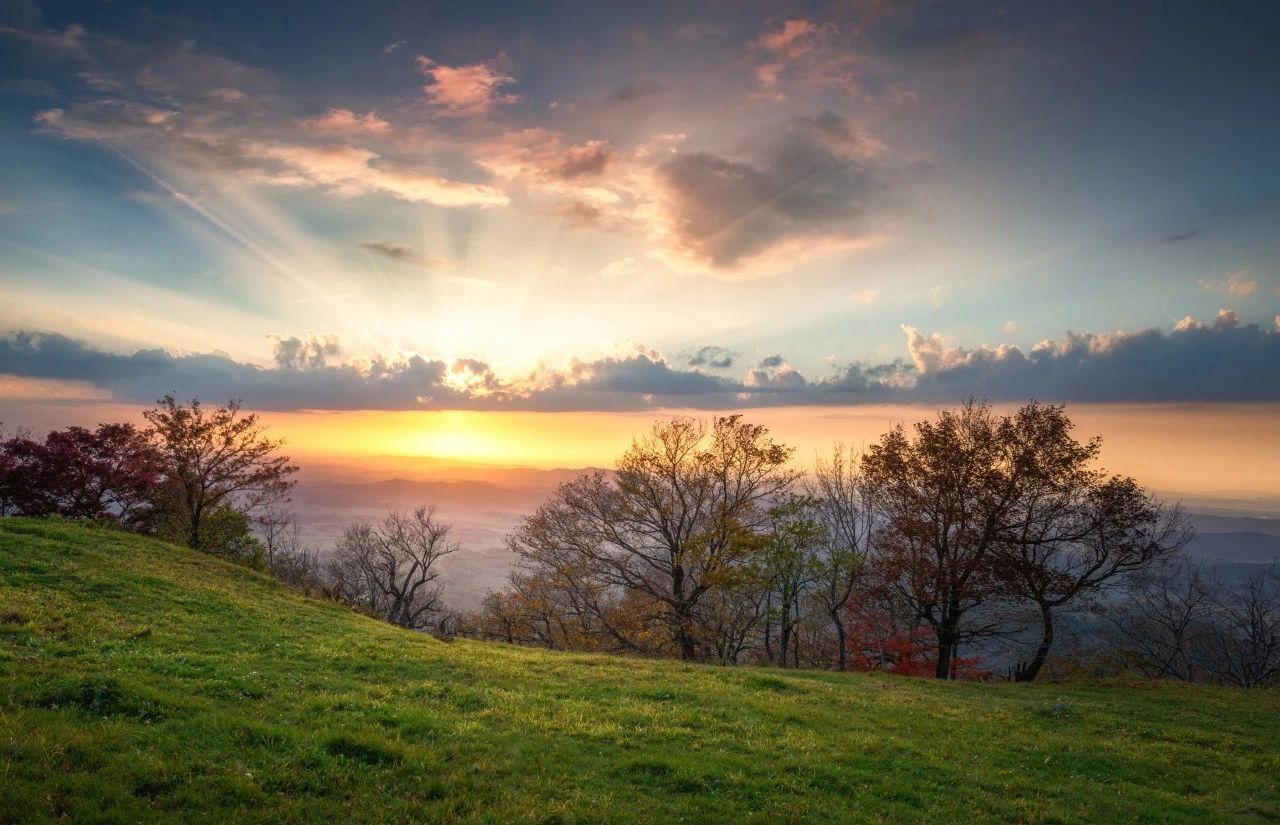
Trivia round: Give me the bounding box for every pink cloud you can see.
[416,55,519,117]
[758,19,821,59]
[752,18,862,99]
[301,107,390,135]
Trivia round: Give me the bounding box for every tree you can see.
[993,403,1193,681]
[507,415,798,660]
[861,400,1028,679]
[190,503,267,568]
[807,446,877,671]
[144,396,298,551]
[328,507,459,631]
[759,494,823,668]
[1199,562,1280,689]
[1107,554,1220,681]
[0,423,161,526]
[254,505,303,570]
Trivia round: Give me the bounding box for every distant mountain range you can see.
[1185,530,1280,564]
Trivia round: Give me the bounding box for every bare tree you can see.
[1199,562,1280,689]
[144,396,298,551]
[328,507,459,631]
[807,446,877,671]
[1108,554,1219,681]
[254,506,303,570]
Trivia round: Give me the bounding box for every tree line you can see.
[0,396,460,635]
[2,398,1275,686]
[464,402,1277,686]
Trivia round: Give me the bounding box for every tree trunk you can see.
[832,608,847,671]
[674,604,697,660]
[1014,602,1055,683]
[677,630,697,660]
[187,506,203,550]
[934,620,958,680]
[778,615,791,668]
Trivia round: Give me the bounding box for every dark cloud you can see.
[652,111,892,268]
[1161,230,1199,244]
[896,310,1280,403]
[686,345,737,369]
[2,311,1277,412]
[360,241,428,266]
[544,349,733,396]
[0,331,455,410]
[270,333,340,370]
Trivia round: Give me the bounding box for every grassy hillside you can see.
[1,518,1277,824]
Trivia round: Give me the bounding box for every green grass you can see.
[1,517,1277,824]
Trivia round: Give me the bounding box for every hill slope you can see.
[1,518,1277,824]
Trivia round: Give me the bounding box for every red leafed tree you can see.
[0,423,161,526]
[842,598,989,680]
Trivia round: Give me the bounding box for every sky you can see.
[1,1,1278,490]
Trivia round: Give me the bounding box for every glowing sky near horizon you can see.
[1,2,1278,488]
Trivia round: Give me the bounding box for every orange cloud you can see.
[1198,269,1258,298]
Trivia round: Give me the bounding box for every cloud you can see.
[685,346,738,369]
[477,128,617,205]
[745,356,807,390]
[0,374,111,402]
[851,287,879,304]
[18,26,508,210]
[269,333,340,370]
[0,22,85,56]
[3,311,1279,411]
[759,19,823,58]
[300,108,390,135]
[1161,229,1199,243]
[648,111,892,269]
[416,55,519,117]
[1198,270,1258,298]
[36,101,509,207]
[898,309,1280,402]
[753,18,861,100]
[359,242,434,266]
[529,344,734,399]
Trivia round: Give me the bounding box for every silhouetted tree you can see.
[993,403,1193,681]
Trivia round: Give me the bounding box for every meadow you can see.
[1,517,1276,824]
